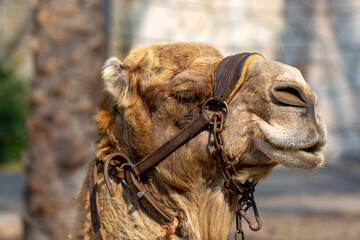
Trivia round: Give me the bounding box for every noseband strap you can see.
[214,53,263,103]
[89,53,263,239]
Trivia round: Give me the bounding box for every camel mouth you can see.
[253,136,324,170]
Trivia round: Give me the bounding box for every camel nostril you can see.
[270,83,307,107]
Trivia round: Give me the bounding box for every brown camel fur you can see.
[71,42,327,240]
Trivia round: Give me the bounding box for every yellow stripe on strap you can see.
[225,53,264,103]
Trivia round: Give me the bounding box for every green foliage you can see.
[0,62,28,167]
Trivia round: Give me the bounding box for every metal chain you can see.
[211,113,262,240]
[235,212,245,240]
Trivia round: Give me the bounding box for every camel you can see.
[71,42,327,240]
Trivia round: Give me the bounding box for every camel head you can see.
[98,42,326,185]
[89,42,327,239]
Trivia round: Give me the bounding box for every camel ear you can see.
[102,57,136,107]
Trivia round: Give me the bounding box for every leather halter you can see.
[89,53,264,239]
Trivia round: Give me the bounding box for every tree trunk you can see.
[24,1,106,239]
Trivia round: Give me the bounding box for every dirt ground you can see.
[229,211,360,240]
[0,213,22,240]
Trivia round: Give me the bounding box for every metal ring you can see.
[120,162,134,168]
[121,179,130,188]
[201,97,228,125]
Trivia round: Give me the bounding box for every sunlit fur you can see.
[71,42,326,240]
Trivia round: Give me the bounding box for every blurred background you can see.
[0,0,359,239]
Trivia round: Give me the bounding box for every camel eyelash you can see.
[169,92,202,104]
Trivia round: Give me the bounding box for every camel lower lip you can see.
[253,138,324,170]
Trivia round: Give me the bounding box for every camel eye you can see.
[170,90,202,105]
[170,94,193,104]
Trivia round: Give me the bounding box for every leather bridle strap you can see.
[89,52,263,239]
[89,159,105,240]
[106,153,177,226]
[131,112,211,177]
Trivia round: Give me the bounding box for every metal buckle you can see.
[120,162,134,188]
[136,189,148,199]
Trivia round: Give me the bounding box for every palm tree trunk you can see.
[24,1,107,239]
